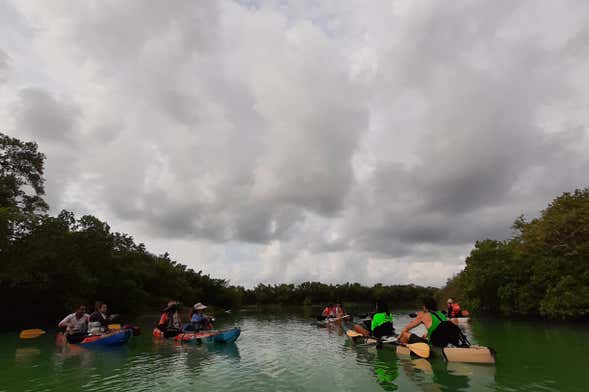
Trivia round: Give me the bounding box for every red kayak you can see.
[153,327,240,343]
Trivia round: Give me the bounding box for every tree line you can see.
[0,133,436,327]
[440,188,589,320]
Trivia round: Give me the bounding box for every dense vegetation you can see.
[441,189,589,319]
[0,133,436,327]
[244,282,437,307]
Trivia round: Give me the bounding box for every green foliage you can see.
[447,188,589,319]
[245,281,437,307]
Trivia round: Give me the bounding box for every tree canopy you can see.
[442,189,589,319]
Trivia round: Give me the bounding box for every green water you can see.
[1,310,587,391]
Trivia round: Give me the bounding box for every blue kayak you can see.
[211,327,240,343]
[78,329,132,348]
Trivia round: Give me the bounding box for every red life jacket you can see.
[450,303,461,317]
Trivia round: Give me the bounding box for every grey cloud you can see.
[14,88,80,143]
[0,49,8,83]
[3,0,589,286]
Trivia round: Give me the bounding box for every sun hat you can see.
[193,302,207,310]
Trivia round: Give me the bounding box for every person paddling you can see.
[157,301,182,338]
[184,302,212,332]
[446,299,462,318]
[88,301,117,334]
[58,305,90,343]
[371,302,394,338]
[399,297,468,347]
[335,303,346,318]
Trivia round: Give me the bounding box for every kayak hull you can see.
[431,345,495,364]
[153,327,241,344]
[78,329,132,348]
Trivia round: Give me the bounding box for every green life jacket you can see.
[427,311,447,341]
[371,312,393,331]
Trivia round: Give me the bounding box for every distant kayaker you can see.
[157,301,182,337]
[322,304,336,318]
[184,302,212,331]
[58,305,90,343]
[371,302,394,338]
[446,299,462,318]
[399,297,467,347]
[88,301,117,334]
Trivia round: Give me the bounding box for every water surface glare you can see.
[1,310,587,391]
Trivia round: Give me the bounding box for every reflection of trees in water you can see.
[352,343,496,392]
[398,350,495,392]
[354,347,399,391]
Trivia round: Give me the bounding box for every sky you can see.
[1,0,589,288]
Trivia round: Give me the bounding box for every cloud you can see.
[2,0,589,287]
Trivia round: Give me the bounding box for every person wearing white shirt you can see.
[58,305,90,343]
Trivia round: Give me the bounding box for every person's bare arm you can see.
[401,312,424,334]
[58,315,70,328]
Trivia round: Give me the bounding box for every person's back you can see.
[371,303,394,338]
[158,301,181,337]
[400,297,466,347]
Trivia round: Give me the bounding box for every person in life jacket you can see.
[371,302,394,338]
[157,301,182,338]
[399,297,469,348]
[321,304,336,318]
[184,302,212,332]
[446,299,462,318]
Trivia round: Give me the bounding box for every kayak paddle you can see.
[402,342,430,358]
[19,329,46,339]
[346,330,363,339]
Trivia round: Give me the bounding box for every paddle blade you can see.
[396,345,411,355]
[19,329,46,339]
[108,324,121,330]
[406,342,430,358]
[346,330,363,338]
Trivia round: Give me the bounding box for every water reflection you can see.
[4,311,587,392]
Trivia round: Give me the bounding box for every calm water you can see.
[1,309,587,391]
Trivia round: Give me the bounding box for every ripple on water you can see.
[4,311,587,391]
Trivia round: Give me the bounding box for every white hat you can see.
[193,302,207,310]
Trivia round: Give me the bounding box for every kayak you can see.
[435,345,495,364]
[312,315,351,327]
[77,329,133,348]
[153,327,241,344]
[346,329,398,346]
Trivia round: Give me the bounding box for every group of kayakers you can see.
[58,302,118,343]
[156,301,213,337]
[58,299,214,344]
[321,303,346,318]
[326,296,469,348]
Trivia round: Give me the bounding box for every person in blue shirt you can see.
[183,302,212,332]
